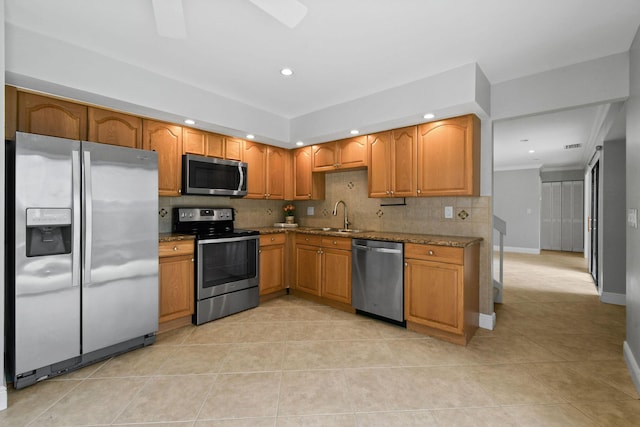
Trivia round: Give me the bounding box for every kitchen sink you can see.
[303,227,363,233]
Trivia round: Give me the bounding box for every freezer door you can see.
[81,141,159,353]
[12,133,81,375]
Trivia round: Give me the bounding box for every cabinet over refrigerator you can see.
[5,132,159,389]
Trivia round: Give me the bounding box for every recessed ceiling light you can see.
[350,129,360,135]
[296,141,304,146]
[246,134,255,139]
[423,113,435,119]
[184,119,195,125]
[280,68,294,76]
[528,149,535,154]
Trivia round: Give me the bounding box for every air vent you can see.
[564,143,582,150]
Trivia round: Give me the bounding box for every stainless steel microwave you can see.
[182,154,248,196]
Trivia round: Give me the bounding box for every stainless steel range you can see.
[173,207,259,325]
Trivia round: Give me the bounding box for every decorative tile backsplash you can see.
[158,169,493,314]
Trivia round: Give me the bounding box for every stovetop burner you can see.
[172,207,258,239]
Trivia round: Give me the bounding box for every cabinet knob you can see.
[259,249,262,254]
[308,194,312,198]
[428,250,434,256]
[404,262,408,267]
[386,190,390,195]
[191,258,194,262]
[333,241,337,245]
[173,246,178,251]
[417,189,421,194]
[390,190,394,195]
[271,237,276,241]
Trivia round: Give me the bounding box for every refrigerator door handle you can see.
[72,149,81,287]
[83,150,93,285]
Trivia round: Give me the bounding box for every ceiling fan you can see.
[151,0,308,39]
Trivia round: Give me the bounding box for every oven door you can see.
[196,235,259,300]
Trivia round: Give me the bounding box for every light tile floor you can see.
[3,250,640,426]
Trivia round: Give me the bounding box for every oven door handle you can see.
[197,235,259,245]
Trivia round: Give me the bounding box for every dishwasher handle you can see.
[352,244,402,254]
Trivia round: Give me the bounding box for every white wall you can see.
[492,53,629,120]
[493,168,541,253]
[625,26,640,395]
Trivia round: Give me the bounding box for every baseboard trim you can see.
[479,312,496,330]
[0,385,6,411]
[624,341,640,396]
[493,246,540,254]
[600,292,626,306]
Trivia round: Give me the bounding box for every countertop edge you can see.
[251,227,483,248]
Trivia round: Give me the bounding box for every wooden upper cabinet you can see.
[368,127,416,198]
[368,131,392,198]
[244,141,288,200]
[337,136,367,169]
[392,126,417,197]
[312,137,367,171]
[312,142,338,171]
[182,127,206,155]
[205,133,225,158]
[143,119,183,197]
[417,114,480,197]
[18,92,87,140]
[243,140,267,199]
[88,107,142,149]
[225,137,244,161]
[266,146,286,199]
[293,146,325,200]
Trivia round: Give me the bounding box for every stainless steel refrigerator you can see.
[5,132,159,389]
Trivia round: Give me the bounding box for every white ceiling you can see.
[6,0,640,169]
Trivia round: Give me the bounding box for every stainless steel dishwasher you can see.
[352,239,404,323]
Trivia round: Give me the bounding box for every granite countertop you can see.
[158,233,196,243]
[252,227,482,248]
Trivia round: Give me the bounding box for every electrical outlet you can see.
[307,206,315,216]
[444,206,453,219]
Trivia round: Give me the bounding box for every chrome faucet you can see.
[333,200,349,230]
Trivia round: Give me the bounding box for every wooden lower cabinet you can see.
[259,234,286,295]
[404,242,479,345]
[158,240,194,331]
[294,235,352,305]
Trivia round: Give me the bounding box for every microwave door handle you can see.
[238,164,244,192]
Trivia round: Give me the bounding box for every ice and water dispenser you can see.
[25,208,72,257]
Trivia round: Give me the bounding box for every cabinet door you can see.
[225,137,244,161]
[294,147,313,199]
[417,114,479,196]
[259,243,285,295]
[206,133,225,158]
[266,146,286,199]
[18,92,88,140]
[243,140,267,199]
[183,127,206,155]
[322,248,352,304]
[312,142,338,171]
[404,258,463,334]
[159,255,194,323]
[392,126,417,197]
[367,131,392,197]
[337,136,367,169]
[88,107,142,149]
[143,120,183,196]
[295,244,322,296]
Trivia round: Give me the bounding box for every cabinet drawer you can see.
[260,233,286,246]
[321,237,351,251]
[159,240,194,258]
[296,234,323,246]
[405,243,463,264]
